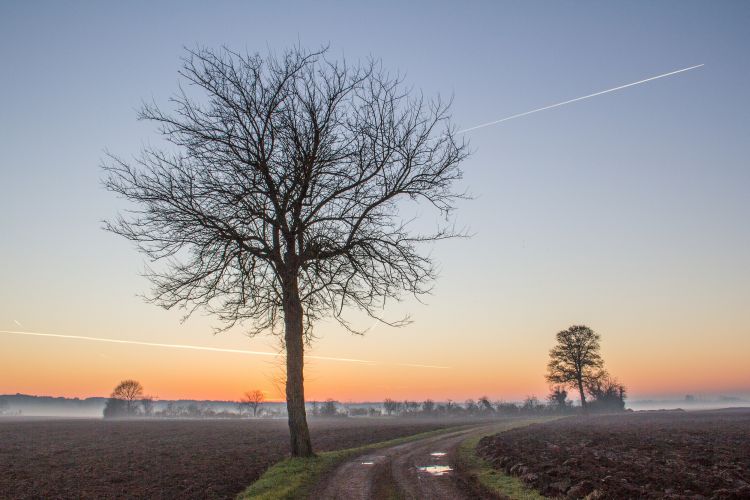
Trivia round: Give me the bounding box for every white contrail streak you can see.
[0,329,450,369]
[393,362,450,370]
[13,319,22,327]
[456,64,704,134]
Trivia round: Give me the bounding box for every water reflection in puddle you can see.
[430,452,447,457]
[361,461,375,465]
[417,465,453,476]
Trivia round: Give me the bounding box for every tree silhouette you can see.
[478,395,494,412]
[585,371,626,411]
[546,325,604,409]
[103,46,467,456]
[109,379,144,416]
[242,390,265,417]
[547,386,569,411]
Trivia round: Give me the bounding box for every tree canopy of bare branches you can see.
[108,379,144,416]
[546,325,604,409]
[242,389,265,417]
[103,46,468,456]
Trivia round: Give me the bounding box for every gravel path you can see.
[312,424,499,499]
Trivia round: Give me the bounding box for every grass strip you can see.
[455,418,554,500]
[238,424,471,499]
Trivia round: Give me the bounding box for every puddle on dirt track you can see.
[361,462,375,465]
[430,452,447,457]
[417,465,453,476]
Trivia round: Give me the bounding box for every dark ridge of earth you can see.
[477,409,750,499]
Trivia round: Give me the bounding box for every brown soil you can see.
[477,409,750,499]
[0,417,453,499]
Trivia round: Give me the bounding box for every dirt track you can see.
[312,421,539,499]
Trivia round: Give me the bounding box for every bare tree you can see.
[547,386,569,411]
[383,398,400,416]
[403,400,419,414]
[320,399,338,416]
[110,379,144,416]
[546,325,604,409]
[478,396,494,412]
[445,399,458,414]
[103,46,467,456]
[141,395,155,417]
[236,400,248,417]
[522,395,541,412]
[242,389,265,417]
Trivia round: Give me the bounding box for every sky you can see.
[1,1,749,403]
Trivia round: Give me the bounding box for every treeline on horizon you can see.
[100,390,626,420]
[95,371,626,419]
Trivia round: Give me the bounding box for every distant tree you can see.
[586,372,626,412]
[201,403,216,417]
[103,397,127,418]
[547,386,569,411]
[465,399,479,414]
[421,399,435,413]
[236,400,248,417]
[403,400,419,414]
[383,398,400,416]
[242,390,265,417]
[141,395,155,417]
[165,402,178,417]
[320,399,338,416]
[522,395,541,412]
[185,403,202,417]
[445,399,458,414]
[546,325,604,410]
[0,398,10,415]
[495,401,519,414]
[107,379,144,417]
[478,396,494,412]
[103,46,468,457]
[309,401,320,417]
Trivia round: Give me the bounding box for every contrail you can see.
[456,64,704,134]
[393,362,450,370]
[0,329,449,369]
[13,319,22,327]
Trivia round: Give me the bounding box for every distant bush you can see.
[102,398,127,418]
[586,374,626,412]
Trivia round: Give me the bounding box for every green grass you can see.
[237,425,471,499]
[456,418,553,500]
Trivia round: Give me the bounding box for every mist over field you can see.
[3,393,748,418]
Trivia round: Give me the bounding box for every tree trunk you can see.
[577,378,587,411]
[282,275,314,457]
